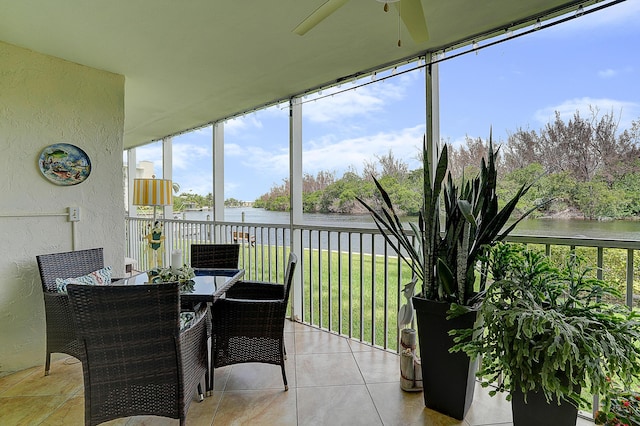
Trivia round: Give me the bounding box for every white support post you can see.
[425,53,440,183]
[162,137,173,220]
[162,137,174,267]
[213,122,225,241]
[290,97,304,321]
[127,148,137,217]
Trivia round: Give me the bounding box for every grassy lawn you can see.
[300,247,414,351]
[232,243,413,351]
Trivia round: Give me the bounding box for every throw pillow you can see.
[180,311,195,330]
[55,266,113,293]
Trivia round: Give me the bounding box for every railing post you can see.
[627,249,634,308]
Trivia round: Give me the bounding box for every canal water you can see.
[183,208,640,241]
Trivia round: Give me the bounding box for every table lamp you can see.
[133,177,173,221]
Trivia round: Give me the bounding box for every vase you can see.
[412,296,478,420]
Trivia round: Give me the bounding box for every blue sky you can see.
[135,1,640,202]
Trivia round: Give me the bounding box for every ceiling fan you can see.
[293,0,429,45]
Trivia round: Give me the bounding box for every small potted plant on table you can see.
[148,264,196,292]
[454,243,640,426]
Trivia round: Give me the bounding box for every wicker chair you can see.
[211,252,297,390]
[190,243,240,269]
[36,247,106,375]
[67,282,208,426]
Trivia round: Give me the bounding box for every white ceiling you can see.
[0,0,596,149]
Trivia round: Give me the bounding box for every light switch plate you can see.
[69,207,80,222]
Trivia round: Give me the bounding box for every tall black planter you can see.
[511,385,579,426]
[412,296,478,420]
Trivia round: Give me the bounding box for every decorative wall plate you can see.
[38,143,91,186]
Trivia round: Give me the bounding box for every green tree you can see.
[574,179,630,220]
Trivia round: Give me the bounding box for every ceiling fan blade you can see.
[396,0,429,43]
[293,0,350,36]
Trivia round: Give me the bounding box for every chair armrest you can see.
[42,291,73,322]
[43,291,71,310]
[225,281,283,300]
[179,305,208,339]
[179,305,209,391]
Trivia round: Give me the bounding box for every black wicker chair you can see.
[67,282,208,426]
[211,252,297,390]
[36,247,106,375]
[190,243,240,269]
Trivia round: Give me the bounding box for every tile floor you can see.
[0,320,597,425]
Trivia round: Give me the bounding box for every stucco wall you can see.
[0,41,126,374]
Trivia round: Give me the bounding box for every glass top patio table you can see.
[117,268,245,303]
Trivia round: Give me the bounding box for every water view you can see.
[182,208,640,241]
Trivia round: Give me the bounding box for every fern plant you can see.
[453,242,640,407]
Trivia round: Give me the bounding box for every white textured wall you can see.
[0,41,125,374]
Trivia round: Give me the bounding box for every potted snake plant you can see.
[357,133,538,419]
[453,242,640,426]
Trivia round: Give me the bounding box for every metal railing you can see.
[126,216,640,350]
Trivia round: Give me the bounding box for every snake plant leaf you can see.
[457,200,476,227]
[436,257,455,297]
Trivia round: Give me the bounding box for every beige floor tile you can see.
[284,332,296,356]
[2,359,82,397]
[284,319,297,332]
[368,382,469,426]
[212,365,232,391]
[0,322,599,426]
[0,366,39,395]
[464,382,512,426]
[116,415,173,425]
[294,330,351,354]
[290,321,315,333]
[213,389,297,425]
[296,384,382,426]
[296,352,364,387]
[0,395,70,425]
[224,356,295,391]
[186,392,221,426]
[39,394,84,425]
[353,350,400,384]
[348,338,378,352]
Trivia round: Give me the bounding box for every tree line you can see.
[255,109,640,220]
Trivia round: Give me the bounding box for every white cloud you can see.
[302,126,425,175]
[581,1,640,27]
[548,1,640,35]
[534,97,640,131]
[598,68,617,79]
[598,66,634,79]
[303,87,384,123]
[194,126,212,136]
[135,142,210,173]
[172,143,209,171]
[302,75,412,123]
[214,124,426,187]
[224,142,247,157]
[224,114,263,135]
[239,144,290,173]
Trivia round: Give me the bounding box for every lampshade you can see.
[133,178,173,206]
